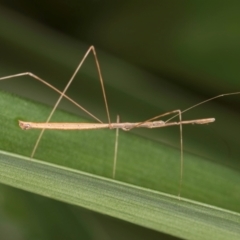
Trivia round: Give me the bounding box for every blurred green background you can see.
[0,1,240,239]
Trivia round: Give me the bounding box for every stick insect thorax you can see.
[1,45,239,198]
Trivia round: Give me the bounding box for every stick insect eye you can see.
[18,121,30,130]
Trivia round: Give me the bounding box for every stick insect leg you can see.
[0,73,103,123]
[125,110,184,198]
[90,47,112,128]
[31,46,112,158]
[113,115,120,178]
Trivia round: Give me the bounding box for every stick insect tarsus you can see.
[0,46,239,198]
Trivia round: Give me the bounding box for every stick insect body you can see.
[0,46,239,197]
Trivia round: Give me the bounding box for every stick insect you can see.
[0,46,239,197]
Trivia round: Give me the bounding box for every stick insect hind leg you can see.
[0,46,120,176]
[124,109,184,198]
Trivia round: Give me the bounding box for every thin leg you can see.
[125,109,184,197]
[178,110,183,199]
[113,115,120,178]
[91,46,112,128]
[0,72,102,123]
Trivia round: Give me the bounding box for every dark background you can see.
[1,1,240,99]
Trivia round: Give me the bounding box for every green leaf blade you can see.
[1,150,240,240]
